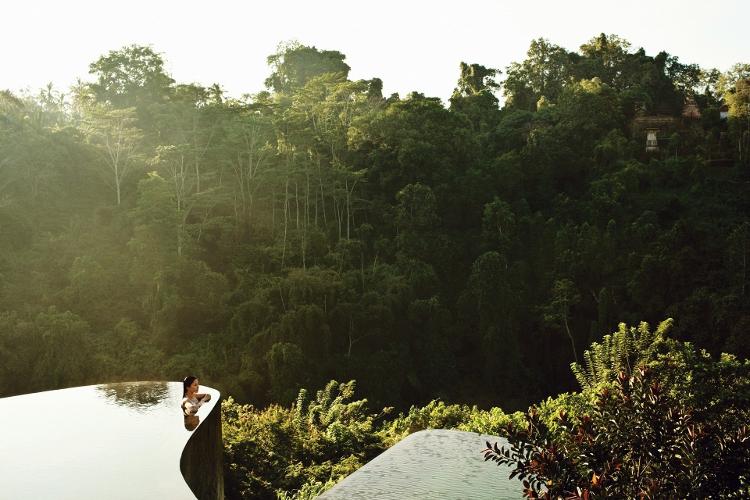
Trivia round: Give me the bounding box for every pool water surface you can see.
[0,381,219,499]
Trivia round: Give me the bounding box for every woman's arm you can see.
[182,398,197,415]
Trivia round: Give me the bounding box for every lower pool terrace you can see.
[320,429,522,499]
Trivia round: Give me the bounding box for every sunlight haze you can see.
[3,0,748,102]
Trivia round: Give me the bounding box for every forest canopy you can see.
[0,35,748,417]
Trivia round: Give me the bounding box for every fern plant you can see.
[570,318,673,390]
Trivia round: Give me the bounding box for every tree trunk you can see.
[271,190,276,236]
[345,178,351,240]
[295,181,300,230]
[563,314,578,363]
[317,157,327,227]
[194,154,201,194]
[334,184,342,241]
[114,171,121,206]
[281,177,289,268]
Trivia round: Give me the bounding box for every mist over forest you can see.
[2,34,750,498]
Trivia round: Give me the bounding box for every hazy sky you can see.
[3,0,748,104]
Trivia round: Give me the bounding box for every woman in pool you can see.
[181,375,211,415]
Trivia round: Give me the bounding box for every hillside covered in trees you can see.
[1,34,748,418]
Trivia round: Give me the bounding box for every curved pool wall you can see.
[0,381,223,500]
[319,429,523,499]
[180,388,224,500]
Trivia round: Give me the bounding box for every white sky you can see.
[2,0,748,104]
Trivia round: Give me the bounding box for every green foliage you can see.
[484,324,750,498]
[571,319,673,390]
[380,399,522,447]
[265,42,350,94]
[0,308,97,395]
[380,400,475,445]
[1,35,749,440]
[503,38,571,110]
[87,45,175,108]
[221,380,386,499]
[274,479,336,500]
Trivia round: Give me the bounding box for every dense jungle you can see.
[1,33,749,498]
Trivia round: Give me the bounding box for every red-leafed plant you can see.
[484,321,750,498]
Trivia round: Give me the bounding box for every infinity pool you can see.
[0,381,221,499]
[320,429,523,499]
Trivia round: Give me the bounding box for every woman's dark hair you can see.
[182,376,197,397]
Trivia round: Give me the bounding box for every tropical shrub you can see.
[222,380,388,499]
[483,321,750,498]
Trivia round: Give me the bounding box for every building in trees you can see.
[631,99,702,152]
[681,97,701,119]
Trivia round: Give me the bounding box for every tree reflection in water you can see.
[98,382,169,411]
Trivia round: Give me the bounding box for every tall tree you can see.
[503,38,571,110]
[80,104,144,205]
[450,62,501,133]
[577,33,632,89]
[87,45,175,108]
[265,42,350,95]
